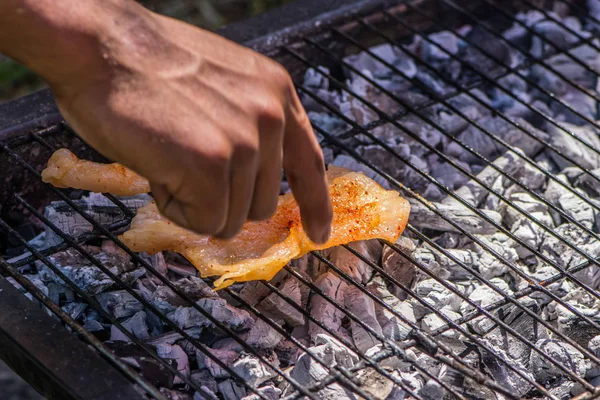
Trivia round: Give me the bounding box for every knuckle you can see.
[255,97,285,125]
[269,62,293,88]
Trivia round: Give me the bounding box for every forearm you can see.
[0,0,144,88]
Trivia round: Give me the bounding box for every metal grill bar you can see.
[39,126,448,400]
[295,63,600,339]
[349,12,600,206]
[312,121,600,392]
[438,0,600,130]
[0,256,167,400]
[2,1,600,399]
[302,33,600,272]
[0,142,302,400]
[8,195,242,400]
[380,5,600,167]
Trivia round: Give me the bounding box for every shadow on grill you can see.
[2,0,600,399]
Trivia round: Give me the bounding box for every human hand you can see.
[17,1,332,242]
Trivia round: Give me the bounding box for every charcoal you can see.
[275,339,302,367]
[480,344,534,397]
[420,379,445,400]
[231,353,277,387]
[62,302,87,320]
[409,200,502,235]
[193,388,219,400]
[107,341,174,388]
[121,310,150,340]
[197,348,238,378]
[168,297,253,333]
[159,389,192,400]
[240,384,281,400]
[259,268,310,327]
[157,344,189,384]
[344,284,383,352]
[190,370,218,394]
[322,240,381,284]
[167,262,198,277]
[38,247,144,295]
[574,169,600,197]
[96,290,143,319]
[421,306,461,338]
[547,122,600,170]
[238,269,287,307]
[245,318,284,350]
[454,117,548,165]
[444,149,525,208]
[530,20,580,58]
[290,334,359,397]
[530,339,589,384]
[558,192,595,229]
[146,331,184,347]
[217,380,246,400]
[368,276,415,341]
[309,272,351,343]
[381,237,418,300]
[83,320,109,341]
[42,193,151,248]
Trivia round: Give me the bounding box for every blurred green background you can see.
[0,0,293,103]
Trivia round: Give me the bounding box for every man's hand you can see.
[0,0,332,243]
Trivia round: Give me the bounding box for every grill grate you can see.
[2,0,600,399]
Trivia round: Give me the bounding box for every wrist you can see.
[0,0,152,92]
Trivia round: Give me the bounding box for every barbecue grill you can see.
[2,0,600,399]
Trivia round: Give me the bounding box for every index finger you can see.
[282,89,333,244]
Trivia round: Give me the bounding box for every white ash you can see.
[167,297,253,333]
[530,339,590,384]
[244,318,284,350]
[259,269,310,327]
[41,193,151,248]
[12,7,600,400]
[381,237,418,300]
[344,284,383,352]
[367,276,415,341]
[157,344,190,385]
[308,272,351,343]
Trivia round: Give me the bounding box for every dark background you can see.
[0,1,291,399]
[0,0,292,103]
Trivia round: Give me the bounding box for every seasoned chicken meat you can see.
[120,167,410,289]
[41,148,150,196]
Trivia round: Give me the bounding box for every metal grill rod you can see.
[520,0,600,53]
[379,5,600,171]
[8,195,267,400]
[561,0,600,27]
[0,256,167,400]
[295,66,600,326]
[41,127,426,400]
[0,143,309,400]
[309,114,600,388]
[438,0,600,130]
[337,241,558,398]
[344,15,600,211]
[304,34,600,265]
[313,123,600,393]
[281,255,519,400]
